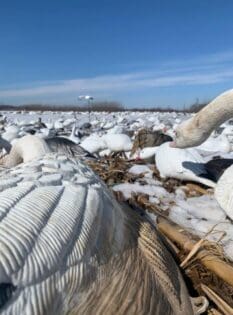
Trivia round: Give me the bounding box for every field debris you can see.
[87,154,233,314]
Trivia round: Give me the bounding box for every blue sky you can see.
[0,0,233,108]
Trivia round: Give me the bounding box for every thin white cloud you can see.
[160,50,233,69]
[0,50,233,99]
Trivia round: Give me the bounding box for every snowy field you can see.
[1,109,233,261]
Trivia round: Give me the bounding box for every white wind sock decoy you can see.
[0,150,194,314]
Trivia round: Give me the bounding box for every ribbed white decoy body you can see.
[0,152,193,315]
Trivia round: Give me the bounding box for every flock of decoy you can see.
[0,89,233,314]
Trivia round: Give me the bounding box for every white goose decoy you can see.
[0,135,50,167]
[131,146,159,162]
[80,135,107,154]
[0,135,94,166]
[1,125,20,143]
[0,138,194,315]
[195,134,231,156]
[107,125,125,134]
[68,123,81,144]
[54,119,64,130]
[101,133,132,152]
[156,142,216,187]
[45,119,54,130]
[36,128,51,139]
[172,88,233,219]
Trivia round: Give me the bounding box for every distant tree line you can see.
[0,99,209,113]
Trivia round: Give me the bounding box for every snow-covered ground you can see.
[1,109,233,261]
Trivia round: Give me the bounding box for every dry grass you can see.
[87,154,233,314]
